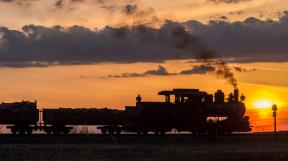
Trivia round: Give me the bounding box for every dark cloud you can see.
[0,0,39,5]
[55,0,64,8]
[104,63,256,80]
[0,21,216,66]
[0,0,16,2]
[106,65,174,78]
[100,1,154,19]
[100,5,117,12]
[107,72,145,78]
[71,0,84,2]
[0,12,287,69]
[206,0,253,4]
[183,11,288,63]
[144,65,170,75]
[233,66,256,72]
[234,66,245,72]
[106,64,240,78]
[123,4,137,15]
[180,65,215,75]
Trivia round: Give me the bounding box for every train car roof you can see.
[158,89,208,96]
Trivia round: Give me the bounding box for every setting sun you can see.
[254,100,273,109]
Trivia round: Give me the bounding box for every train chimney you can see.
[215,90,225,104]
[234,89,239,102]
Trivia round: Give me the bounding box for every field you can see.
[1,134,288,161]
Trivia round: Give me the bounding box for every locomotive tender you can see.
[0,88,252,135]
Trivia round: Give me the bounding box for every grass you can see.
[1,134,288,161]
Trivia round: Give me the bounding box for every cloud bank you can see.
[183,11,288,62]
[0,21,216,67]
[206,0,253,4]
[105,64,254,79]
[106,65,174,78]
[0,11,288,68]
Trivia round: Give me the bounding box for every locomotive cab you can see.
[158,89,213,104]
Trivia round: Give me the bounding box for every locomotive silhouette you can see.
[0,88,251,135]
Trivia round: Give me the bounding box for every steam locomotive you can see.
[0,89,252,135]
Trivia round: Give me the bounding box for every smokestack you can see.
[234,89,239,102]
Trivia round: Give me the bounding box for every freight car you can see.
[42,108,127,134]
[0,88,252,135]
[0,101,38,134]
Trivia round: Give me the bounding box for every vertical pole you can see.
[272,104,277,140]
[274,114,276,133]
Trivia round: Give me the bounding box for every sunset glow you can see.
[254,100,273,109]
[0,0,287,133]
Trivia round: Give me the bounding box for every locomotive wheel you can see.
[209,131,216,135]
[62,129,70,135]
[225,131,232,135]
[52,129,60,135]
[217,131,224,135]
[11,128,17,135]
[191,131,197,135]
[26,128,33,135]
[115,129,121,135]
[19,129,25,135]
[160,131,165,135]
[154,131,159,135]
[45,130,51,135]
[198,131,204,135]
[108,129,115,135]
[101,128,108,135]
[142,131,148,135]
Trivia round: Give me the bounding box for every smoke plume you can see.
[215,60,238,88]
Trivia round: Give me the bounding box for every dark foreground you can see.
[1,134,288,161]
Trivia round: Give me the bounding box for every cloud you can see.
[0,21,216,67]
[71,0,84,2]
[0,0,40,6]
[106,65,173,78]
[180,65,215,75]
[106,64,223,78]
[0,0,40,3]
[183,11,288,62]
[206,0,253,4]
[233,66,256,72]
[99,1,155,21]
[0,11,288,68]
[0,0,16,2]
[144,65,170,75]
[55,0,64,8]
[123,4,138,15]
[107,72,145,78]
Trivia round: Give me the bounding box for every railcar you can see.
[42,108,127,134]
[0,101,38,134]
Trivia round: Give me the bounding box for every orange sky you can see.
[0,61,287,132]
